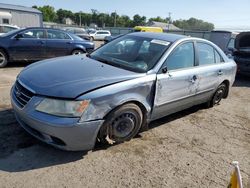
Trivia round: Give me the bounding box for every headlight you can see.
[36,98,90,117]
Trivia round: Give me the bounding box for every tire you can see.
[98,103,143,145]
[71,49,84,55]
[0,49,8,68]
[208,83,227,107]
[90,37,94,41]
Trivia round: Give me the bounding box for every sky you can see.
[2,0,250,30]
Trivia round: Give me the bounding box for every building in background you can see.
[0,3,43,27]
[63,18,74,25]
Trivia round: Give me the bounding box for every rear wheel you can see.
[98,103,143,145]
[208,83,227,107]
[71,49,84,55]
[0,50,8,68]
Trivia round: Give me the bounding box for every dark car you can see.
[0,27,95,67]
[231,32,250,76]
[65,27,91,41]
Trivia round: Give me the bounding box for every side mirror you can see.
[15,33,22,40]
[162,66,168,73]
[228,47,236,56]
[228,47,236,53]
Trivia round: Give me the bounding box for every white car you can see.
[0,24,19,35]
[89,30,111,41]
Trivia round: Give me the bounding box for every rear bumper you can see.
[11,92,104,151]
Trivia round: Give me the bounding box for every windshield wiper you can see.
[91,56,122,67]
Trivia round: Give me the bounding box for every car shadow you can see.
[5,61,30,68]
[0,108,87,172]
[233,75,250,87]
[94,103,204,151]
[0,103,206,172]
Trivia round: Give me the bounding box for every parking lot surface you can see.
[0,52,249,187]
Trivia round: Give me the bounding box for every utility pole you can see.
[168,12,172,31]
[114,10,117,27]
[79,11,82,27]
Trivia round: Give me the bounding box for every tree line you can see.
[32,5,214,30]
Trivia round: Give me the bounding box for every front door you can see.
[151,42,199,120]
[9,29,46,61]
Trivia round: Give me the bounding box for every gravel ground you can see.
[0,54,249,187]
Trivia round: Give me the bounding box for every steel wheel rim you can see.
[112,113,136,138]
[214,88,224,104]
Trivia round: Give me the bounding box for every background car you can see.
[0,27,95,67]
[11,32,236,151]
[64,27,91,41]
[104,34,124,44]
[231,31,250,77]
[0,24,19,35]
[89,30,111,41]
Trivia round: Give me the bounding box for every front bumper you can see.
[11,92,104,151]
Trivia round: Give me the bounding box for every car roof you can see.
[128,32,187,42]
[0,24,19,28]
[96,30,110,32]
[22,27,65,31]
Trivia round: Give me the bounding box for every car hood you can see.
[18,55,144,99]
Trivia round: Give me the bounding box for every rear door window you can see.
[47,30,71,40]
[197,42,215,65]
[214,50,224,63]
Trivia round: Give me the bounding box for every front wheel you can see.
[0,50,8,68]
[71,49,84,55]
[98,103,143,145]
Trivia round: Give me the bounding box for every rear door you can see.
[194,42,225,102]
[9,29,46,61]
[151,42,199,120]
[45,29,73,58]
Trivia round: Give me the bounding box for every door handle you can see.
[67,41,73,44]
[189,75,197,83]
[218,70,223,75]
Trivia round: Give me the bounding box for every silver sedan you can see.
[11,32,237,151]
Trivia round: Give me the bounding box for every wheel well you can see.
[103,101,149,131]
[221,80,230,98]
[0,47,9,60]
[71,48,86,54]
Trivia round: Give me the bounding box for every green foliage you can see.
[149,16,170,23]
[57,9,74,23]
[32,5,214,30]
[34,5,57,22]
[173,17,214,31]
[132,14,147,27]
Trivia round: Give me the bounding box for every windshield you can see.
[90,35,170,73]
[89,30,96,34]
[0,28,21,37]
